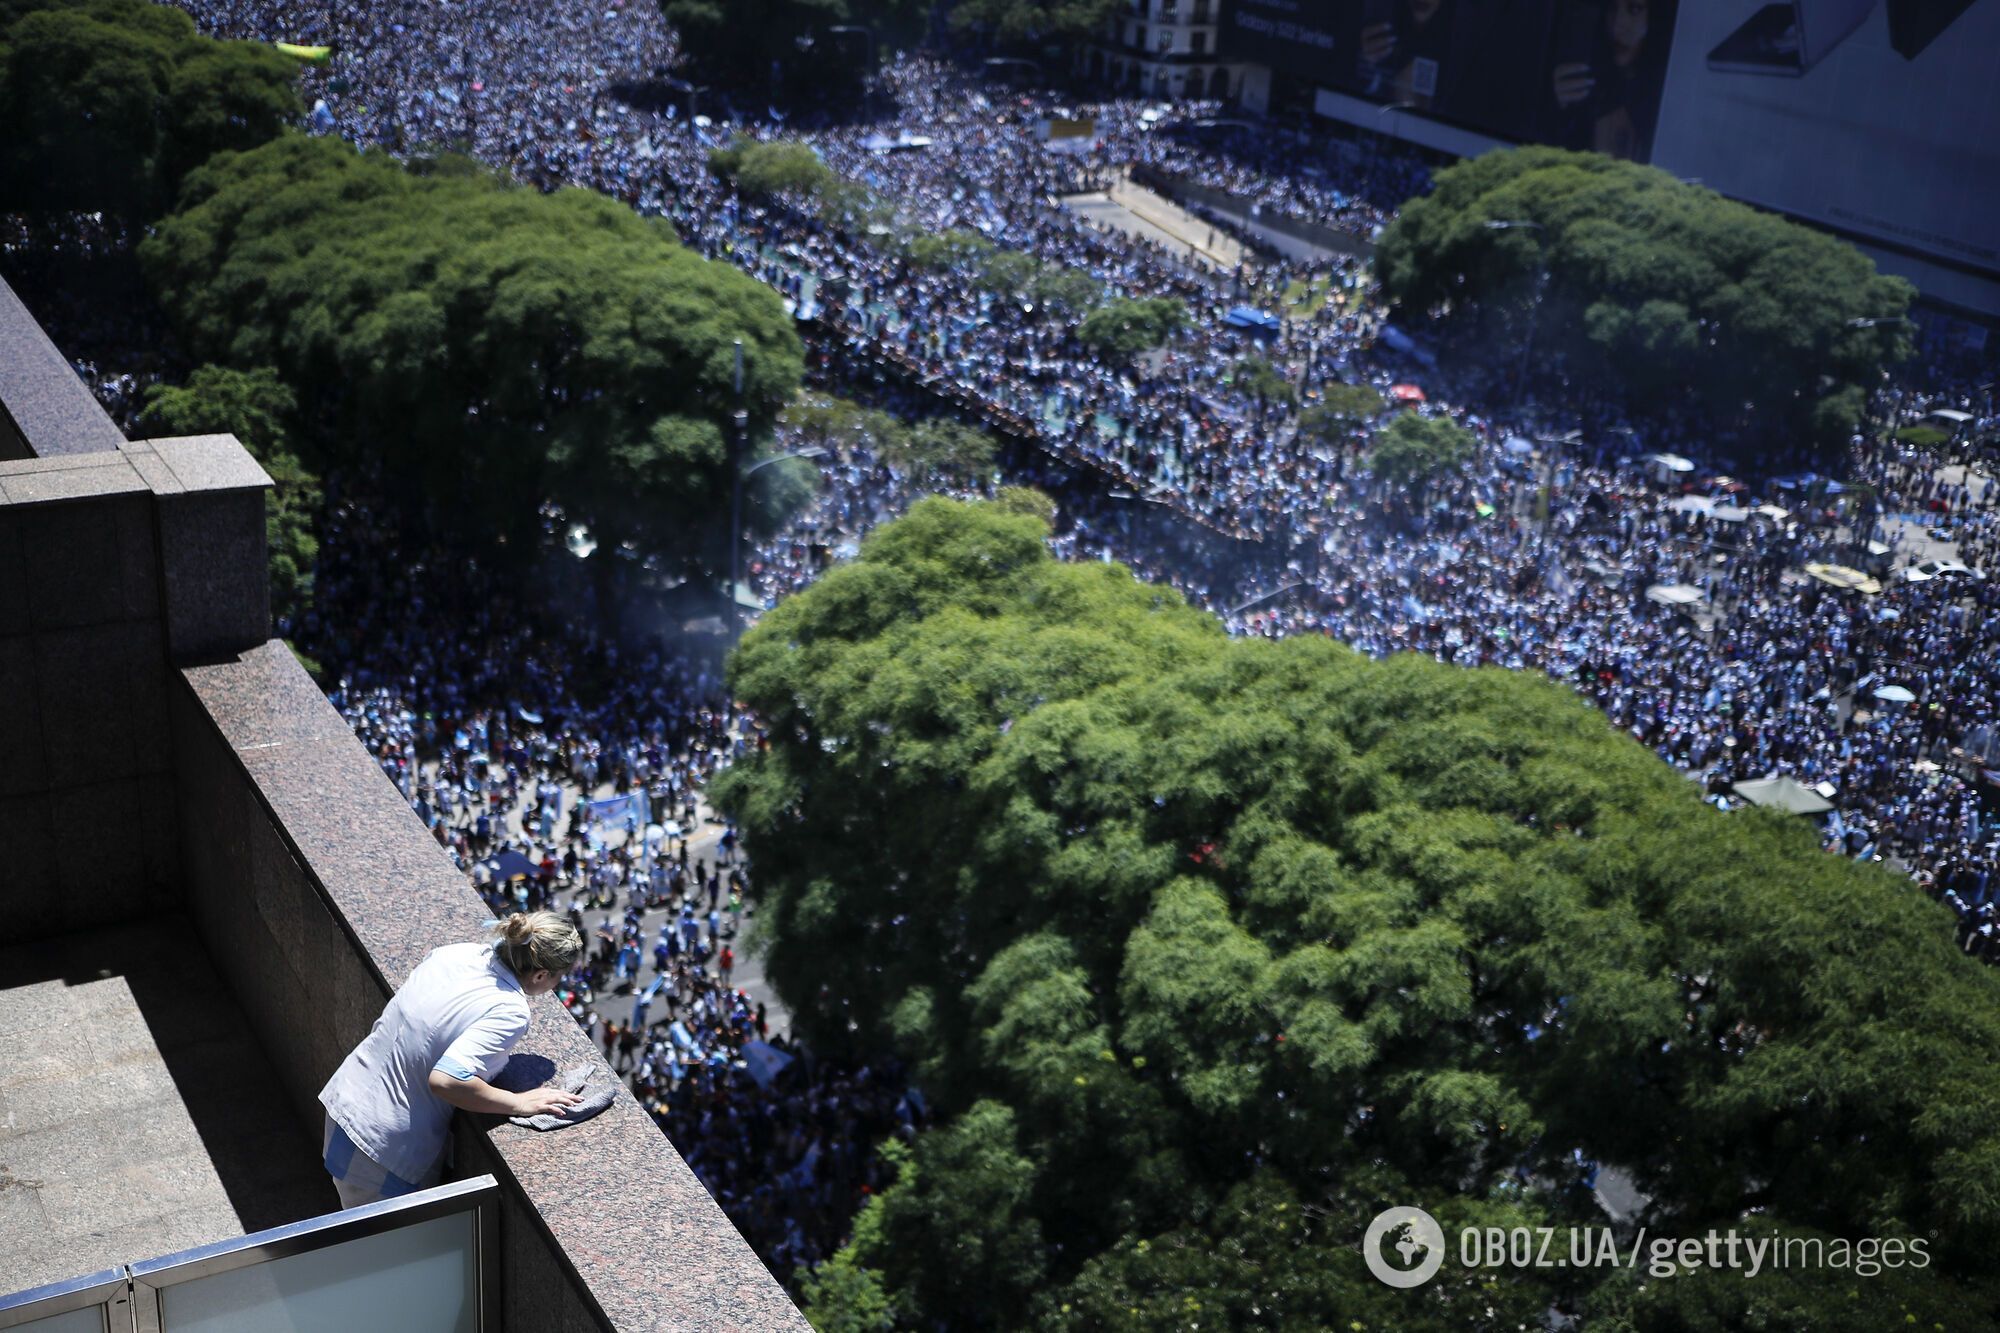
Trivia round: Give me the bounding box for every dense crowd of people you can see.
[5,0,1996,1287]
[293,468,935,1279]
[1120,115,1435,238]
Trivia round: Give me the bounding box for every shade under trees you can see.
[716,497,2000,1331]
[0,0,298,219]
[661,0,926,93]
[140,135,804,579]
[1373,147,1914,449]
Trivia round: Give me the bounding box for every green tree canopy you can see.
[1300,382,1385,440]
[1076,296,1188,362]
[897,233,1094,316]
[139,364,318,625]
[0,0,297,218]
[781,391,905,458]
[1368,411,1476,493]
[901,228,997,272]
[973,249,1038,300]
[1374,147,1913,449]
[715,497,2000,1330]
[709,136,839,200]
[1028,265,1101,319]
[140,135,803,573]
[1229,355,1295,421]
[881,417,997,487]
[948,0,1119,42]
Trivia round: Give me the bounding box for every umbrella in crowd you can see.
[1732,776,1835,816]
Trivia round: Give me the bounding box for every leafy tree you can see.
[1040,1172,1566,1332]
[1230,355,1295,423]
[990,485,1056,526]
[813,176,889,232]
[709,136,838,200]
[1028,266,1101,318]
[881,418,997,486]
[974,249,1038,300]
[902,228,996,272]
[141,134,803,596]
[1298,384,1385,448]
[716,497,2000,1328]
[799,1253,894,1333]
[1368,411,1475,497]
[1582,1219,1990,1333]
[782,391,905,458]
[0,0,297,219]
[1076,296,1187,362]
[1374,147,1913,449]
[948,0,1120,42]
[842,1100,1047,1329]
[139,365,318,625]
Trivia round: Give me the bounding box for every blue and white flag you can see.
[740,1041,795,1089]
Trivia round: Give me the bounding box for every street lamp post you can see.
[727,446,826,647]
[730,340,748,648]
[1486,219,1547,410]
[726,340,823,649]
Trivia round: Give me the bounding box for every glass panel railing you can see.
[3,1311,105,1333]
[0,1268,126,1332]
[152,1209,478,1333]
[128,1175,498,1333]
[0,1180,498,1333]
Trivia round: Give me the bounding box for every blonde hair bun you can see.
[489,910,582,978]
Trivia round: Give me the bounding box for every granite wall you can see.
[1,272,807,1328]
[171,638,811,1333]
[0,279,128,461]
[0,439,269,940]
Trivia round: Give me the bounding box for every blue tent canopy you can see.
[1223,306,1281,336]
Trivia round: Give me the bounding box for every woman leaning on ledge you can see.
[318,911,584,1208]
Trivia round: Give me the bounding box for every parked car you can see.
[1903,559,1985,583]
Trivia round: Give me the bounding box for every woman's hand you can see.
[429,1069,589,1116]
[1361,21,1397,65]
[511,1085,586,1117]
[1553,62,1595,107]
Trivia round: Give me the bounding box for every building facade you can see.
[1077,0,1246,101]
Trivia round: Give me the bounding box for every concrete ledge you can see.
[173,641,809,1333]
[0,277,127,460]
[0,453,149,505]
[123,435,275,496]
[124,436,273,662]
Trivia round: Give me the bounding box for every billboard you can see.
[1648,1,2000,287]
[1227,0,1683,160]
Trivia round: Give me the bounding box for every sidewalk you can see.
[1060,170,1246,270]
[447,756,794,1040]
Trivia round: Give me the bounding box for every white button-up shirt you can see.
[320,941,531,1183]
